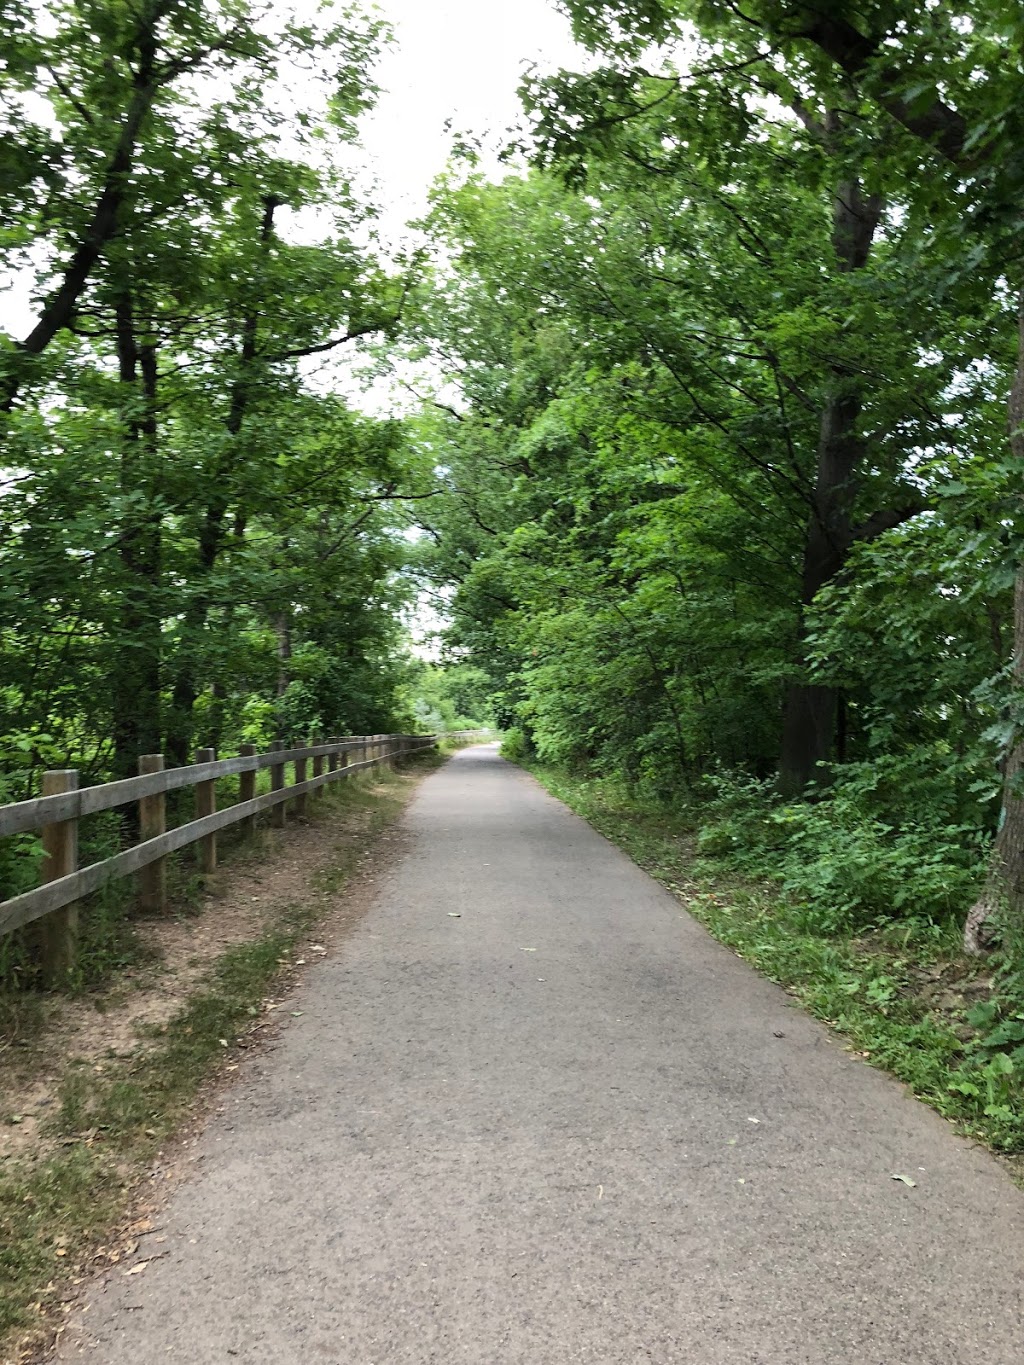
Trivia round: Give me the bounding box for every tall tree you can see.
[549,0,1024,941]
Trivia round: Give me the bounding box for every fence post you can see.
[239,743,257,836]
[327,737,339,777]
[311,735,324,799]
[195,748,217,873]
[271,740,286,828]
[33,770,79,985]
[294,747,308,819]
[138,754,167,914]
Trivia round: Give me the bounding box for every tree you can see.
[549,0,1024,944]
[0,1,424,811]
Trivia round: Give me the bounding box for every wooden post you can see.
[195,748,217,873]
[311,736,324,798]
[271,740,286,828]
[33,770,79,985]
[328,738,339,777]
[138,754,167,914]
[294,750,308,819]
[239,743,257,836]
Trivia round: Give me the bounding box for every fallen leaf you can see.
[447,913,461,918]
[891,1173,917,1187]
[124,1262,150,1276]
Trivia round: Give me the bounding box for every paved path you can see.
[58,745,1024,1363]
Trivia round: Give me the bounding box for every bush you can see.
[692,762,987,934]
[775,802,984,933]
[500,728,531,763]
[693,768,785,868]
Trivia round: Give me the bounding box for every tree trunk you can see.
[111,297,162,781]
[0,0,170,413]
[964,286,1024,952]
[778,168,883,794]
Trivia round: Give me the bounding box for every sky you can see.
[354,1,584,652]
[358,0,581,240]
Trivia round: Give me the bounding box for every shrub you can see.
[500,728,531,763]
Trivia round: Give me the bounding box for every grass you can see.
[0,752,440,1359]
[526,763,1024,1158]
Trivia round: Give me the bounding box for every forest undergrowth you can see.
[523,755,1024,1162]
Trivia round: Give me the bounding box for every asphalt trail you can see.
[57,744,1024,1363]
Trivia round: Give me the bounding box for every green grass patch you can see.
[527,763,1024,1155]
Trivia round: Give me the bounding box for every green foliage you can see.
[0,1,441,988]
[400,0,1021,971]
[403,661,494,733]
[689,761,986,932]
[774,803,984,934]
[500,728,532,764]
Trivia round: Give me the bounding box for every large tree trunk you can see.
[964,287,1024,952]
[778,172,882,794]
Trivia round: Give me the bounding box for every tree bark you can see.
[778,171,882,794]
[111,294,162,782]
[275,609,293,737]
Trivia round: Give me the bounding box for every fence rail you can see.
[0,732,453,979]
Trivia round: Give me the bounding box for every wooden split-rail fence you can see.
[0,732,484,982]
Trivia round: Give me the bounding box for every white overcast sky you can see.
[359,0,580,238]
